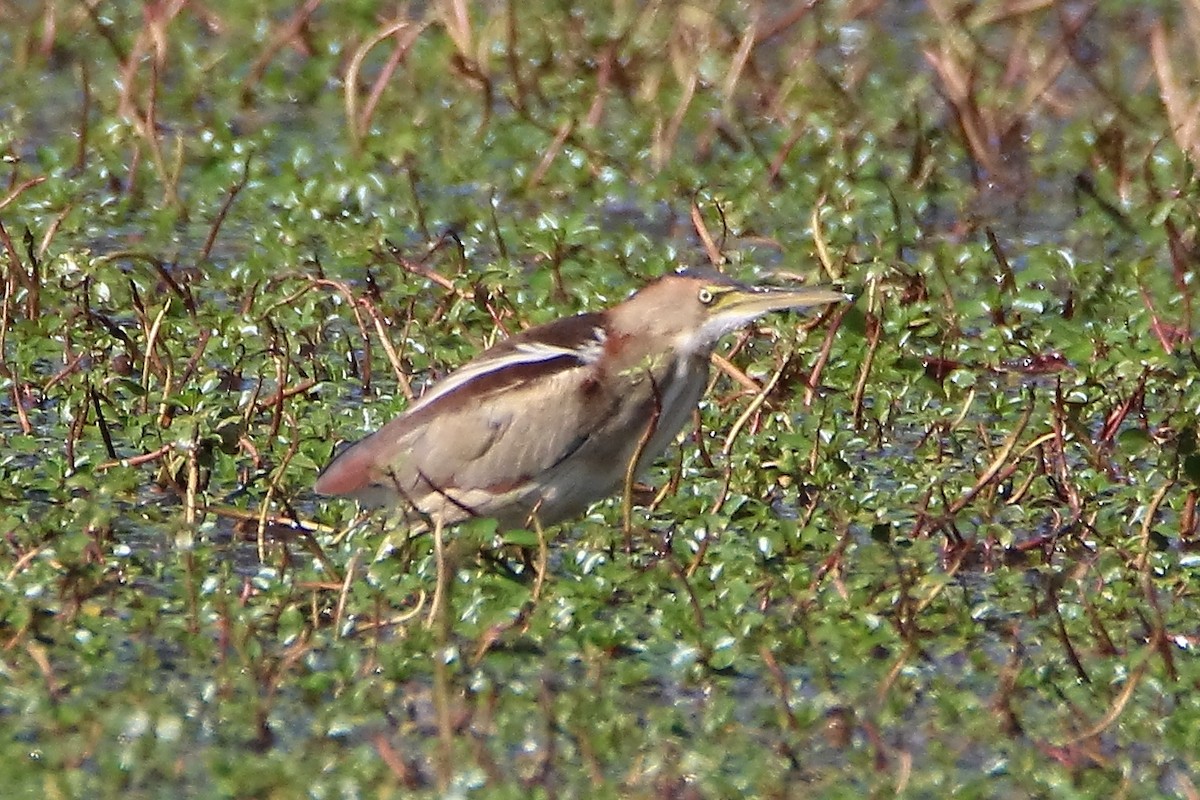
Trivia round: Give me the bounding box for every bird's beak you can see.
[694,283,850,344]
[716,284,851,319]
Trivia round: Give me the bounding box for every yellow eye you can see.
[698,287,715,305]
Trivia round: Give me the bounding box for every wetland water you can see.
[1,3,1198,796]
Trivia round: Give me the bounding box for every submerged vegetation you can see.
[1,0,1198,796]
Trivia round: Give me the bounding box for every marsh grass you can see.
[1,1,1199,796]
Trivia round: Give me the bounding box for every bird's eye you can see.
[698,288,715,305]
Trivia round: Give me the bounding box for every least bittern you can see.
[316,270,846,624]
[315,271,846,530]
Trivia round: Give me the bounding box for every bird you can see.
[314,270,848,532]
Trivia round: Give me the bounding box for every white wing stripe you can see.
[407,331,604,414]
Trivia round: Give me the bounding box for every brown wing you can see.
[314,312,617,510]
[403,359,617,494]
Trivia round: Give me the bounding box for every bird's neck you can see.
[601,323,712,377]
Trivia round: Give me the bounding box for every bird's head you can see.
[610,270,850,356]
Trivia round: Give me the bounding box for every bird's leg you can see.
[622,372,663,554]
[426,515,450,631]
[526,500,548,602]
[428,513,456,791]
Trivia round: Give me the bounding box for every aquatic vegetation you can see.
[0,1,1197,796]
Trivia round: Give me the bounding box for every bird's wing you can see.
[315,312,618,507]
[406,358,620,494]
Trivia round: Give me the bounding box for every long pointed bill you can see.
[711,284,850,326]
[695,284,849,344]
[720,285,851,316]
